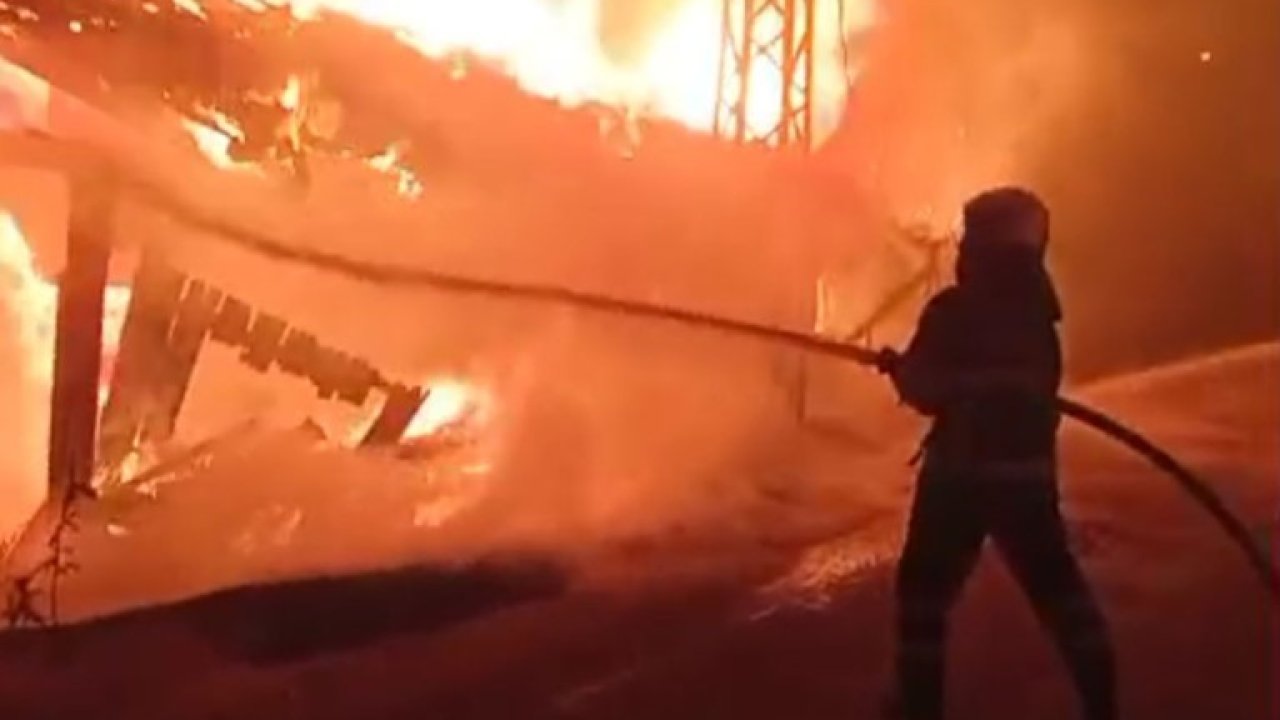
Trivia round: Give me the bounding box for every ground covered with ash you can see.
[0,343,1275,720]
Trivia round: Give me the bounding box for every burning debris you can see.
[0,0,904,588]
[0,0,932,630]
[95,250,496,494]
[0,213,130,529]
[403,377,488,441]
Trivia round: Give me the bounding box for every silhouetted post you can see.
[48,179,113,500]
[360,385,426,447]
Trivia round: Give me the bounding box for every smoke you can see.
[833,0,1280,377]
[50,134,911,608]
[834,0,1090,232]
[453,316,802,548]
[1034,0,1280,378]
[0,3,914,608]
[0,0,1108,607]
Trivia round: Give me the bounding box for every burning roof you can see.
[1,3,920,508]
[2,1,905,347]
[0,1,874,181]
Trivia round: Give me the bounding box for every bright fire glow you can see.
[213,0,875,140]
[181,119,239,168]
[181,108,259,170]
[639,0,721,130]
[0,212,132,402]
[0,212,55,384]
[366,143,424,198]
[174,0,209,19]
[403,378,486,440]
[279,74,303,111]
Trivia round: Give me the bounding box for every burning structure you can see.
[0,0,941,519]
[0,3,1277,719]
[1,0,955,600]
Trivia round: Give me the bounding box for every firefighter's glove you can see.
[874,347,901,376]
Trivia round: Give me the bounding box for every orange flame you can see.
[365,143,424,198]
[211,0,875,140]
[403,378,488,440]
[279,74,303,111]
[174,0,208,19]
[181,118,240,168]
[0,212,131,402]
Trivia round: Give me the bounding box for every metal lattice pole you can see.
[713,0,816,150]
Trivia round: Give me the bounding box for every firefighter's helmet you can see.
[962,186,1049,257]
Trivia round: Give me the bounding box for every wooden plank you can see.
[150,280,221,441]
[47,178,113,499]
[97,252,185,472]
[360,385,426,447]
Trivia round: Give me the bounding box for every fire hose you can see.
[128,185,1280,603]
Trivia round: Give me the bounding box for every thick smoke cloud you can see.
[2,0,1275,614]
[829,0,1279,377]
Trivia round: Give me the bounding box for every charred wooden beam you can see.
[99,264,223,481]
[48,177,112,498]
[151,279,221,441]
[360,385,426,448]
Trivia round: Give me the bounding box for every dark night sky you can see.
[1027,0,1279,378]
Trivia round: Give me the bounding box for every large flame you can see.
[0,212,131,401]
[0,213,56,376]
[1,212,126,537]
[404,378,489,440]
[215,0,874,139]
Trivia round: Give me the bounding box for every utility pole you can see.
[714,0,821,419]
[713,0,817,150]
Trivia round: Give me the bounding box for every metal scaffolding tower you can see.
[714,0,817,149]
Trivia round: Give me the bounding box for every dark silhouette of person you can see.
[877,187,1116,720]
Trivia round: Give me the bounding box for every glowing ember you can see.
[403,378,485,440]
[365,143,424,198]
[181,118,239,168]
[181,111,269,172]
[229,0,276,12]
[174,0,208,19]
[203,107,247,141]
[279,74,302,111]
[0,212,55,384]
[365,143,401,173]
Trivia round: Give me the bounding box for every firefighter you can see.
[877,187,1116,720]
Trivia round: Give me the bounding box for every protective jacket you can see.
[893,259,1062,471]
